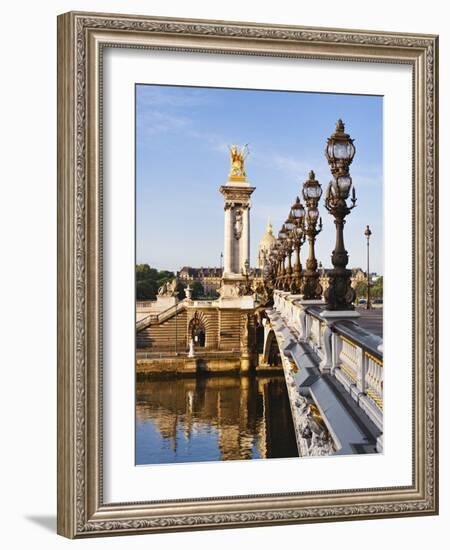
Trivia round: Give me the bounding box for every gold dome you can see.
[259,220,276,248]
[258,220,276,268]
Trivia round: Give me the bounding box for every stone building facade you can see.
[318,266,367,291]
[178,266,223,295]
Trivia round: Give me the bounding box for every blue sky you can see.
[136,84,383,274]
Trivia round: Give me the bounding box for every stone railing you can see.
[272,291,383,435]
[136,313,159,332]
[136,297,220,333]
[136,301,187,332]
[136,300,153,309]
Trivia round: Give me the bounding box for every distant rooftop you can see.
[178,267,223,277]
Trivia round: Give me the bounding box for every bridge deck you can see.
[267,307,382,457]
[355,307,383,338]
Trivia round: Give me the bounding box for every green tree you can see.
[135,264,175,300]
[156,270,175,284]
[175,281,186,300]
[191,281,204,299]
[354,281,368,299]
[207,288,220,299]
[136,278,158,300]
[136,264,158,281]
[371,276,383,300]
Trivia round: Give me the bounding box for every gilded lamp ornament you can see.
[324,119,357,310]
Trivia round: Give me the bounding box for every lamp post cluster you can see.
[266,172,323,297]
[302,171,324,300]
[263,119,359,311]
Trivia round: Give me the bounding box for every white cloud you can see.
[137,110,191,135]
[271,153,312,176]
[137,85,212,109]
[253,203,291,229]
[351,165,383,188]
[268,152,382,189]
[187,129,229,154]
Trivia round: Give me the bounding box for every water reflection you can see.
[136,375,299,465]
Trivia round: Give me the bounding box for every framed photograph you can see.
[57,11,439,538]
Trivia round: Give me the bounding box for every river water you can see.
[136,375,299,465]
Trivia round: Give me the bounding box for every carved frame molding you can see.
[57,11,438,538]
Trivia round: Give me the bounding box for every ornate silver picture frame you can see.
[57,11,438,538]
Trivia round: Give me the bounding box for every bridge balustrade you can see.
[136,301,153,309]
[272,291,383,433]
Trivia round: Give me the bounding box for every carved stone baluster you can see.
[304,312,312,343]
[319,322,333,373]
[331,331,342,374]
[355,346,366,396]
[299,309,307,342]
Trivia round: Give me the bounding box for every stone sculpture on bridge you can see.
[228,144,249,180]
[157,278,178,297]
[294,395,335,456]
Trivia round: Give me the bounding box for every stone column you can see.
[241,205,250,272]
[220,181,255,280]
[224,205,232,274]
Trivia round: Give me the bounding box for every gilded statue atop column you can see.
[228,144,249,180]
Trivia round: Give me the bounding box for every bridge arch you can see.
[188,311,210,348]
[262,329,282,367]
[255,323,265,354]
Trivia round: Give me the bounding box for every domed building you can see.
[257,220,276,269]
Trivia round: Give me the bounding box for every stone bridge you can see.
[262,290,383,458]
[136,290,383,458]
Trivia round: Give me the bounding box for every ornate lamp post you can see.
[278,225,289,290]
[242,258,253,295]
[324,119,357,310]
[267,249,277,289]
[274,241,283,289]
[302,171,323,300]
[283,216,296,291]
[364,224,372,309]
[270,244,279,289]
[289,197,306,294]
